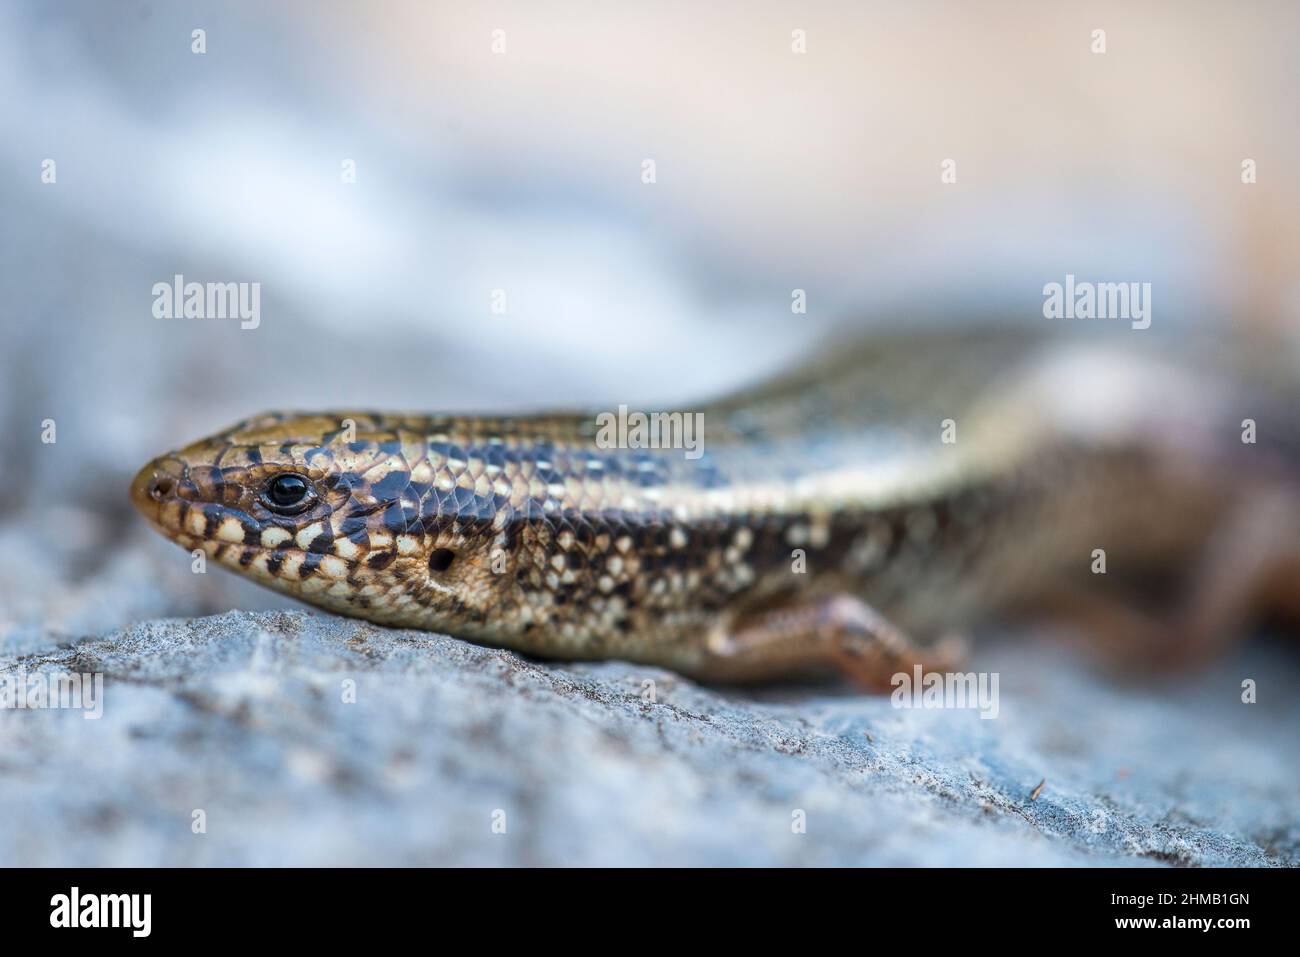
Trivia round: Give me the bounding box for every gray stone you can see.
[1,609,1294,866]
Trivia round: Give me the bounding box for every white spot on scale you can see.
[261,527,291,548]
[280,553,305,580]
[296,521,325,550]
[320,556,349,579]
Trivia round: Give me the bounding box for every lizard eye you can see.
[261,473,317,515]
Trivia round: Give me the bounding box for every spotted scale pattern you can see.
[130,327,1271,678]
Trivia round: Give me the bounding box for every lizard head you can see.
[129,412,517,633]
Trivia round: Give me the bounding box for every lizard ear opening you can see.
[428,548,456,573]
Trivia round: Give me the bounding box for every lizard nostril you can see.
[149,475,175,501]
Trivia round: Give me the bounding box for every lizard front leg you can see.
[697,593,968,689]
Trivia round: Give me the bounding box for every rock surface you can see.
[2,609,1295,866]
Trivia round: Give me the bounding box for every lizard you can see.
[128,324,1300,688]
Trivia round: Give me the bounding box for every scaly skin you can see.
[129,327,1299,681]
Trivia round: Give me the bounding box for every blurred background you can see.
[5,0,1300,648]
[1,0,1298,867]
[4,0,1299,644]
[4,0,1300,637]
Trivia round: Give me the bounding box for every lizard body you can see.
[129,326,1300,684]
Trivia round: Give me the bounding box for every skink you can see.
[129,326,1300,686]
